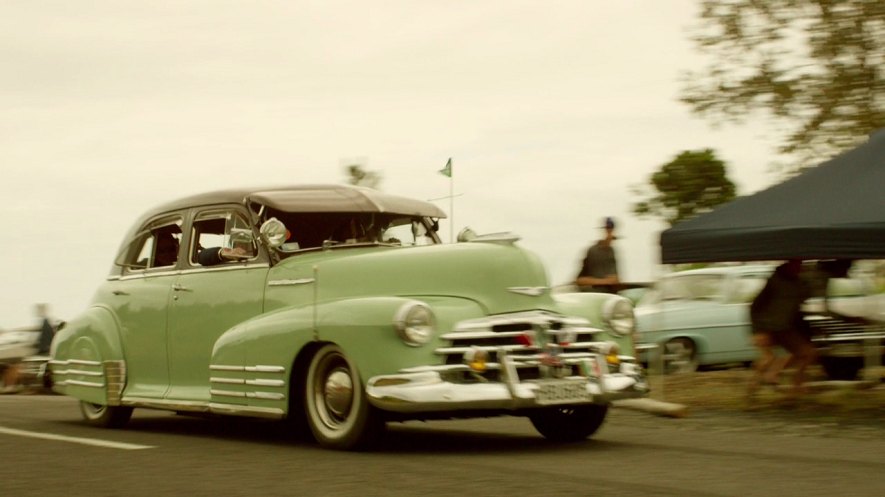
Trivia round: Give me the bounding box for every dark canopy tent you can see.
[661,129,885,264]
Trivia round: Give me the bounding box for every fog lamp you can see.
[606,352,621,366]
[463,347,488,372]
[600,342,621,365]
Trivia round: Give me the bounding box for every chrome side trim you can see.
[179,264,270,275]
[69,359,102,366]
[66,379,105,388]
[208,403,285,419]
[210,389,285,400]
[209,364,288,403]
[211,388,246,398]
[51,359,124,403]
[507,286,549,297]
[268,278,315,287]
[104,360,127,406]
[209,364,286,373]
[209,377,284,387]
[121,397,211,413]
[247,365,286,373]
[246,379,285,387]
[65,369,104,377]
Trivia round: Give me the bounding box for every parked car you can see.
[635,264,884,379]
[49,184,647,450]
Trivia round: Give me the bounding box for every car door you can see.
[644,273,730,364]
[111,215,184,399]
[165,207,268,402]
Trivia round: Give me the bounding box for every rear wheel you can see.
[662,338,699,374]
[304,344,384,450]
[79,401,133,428]
[529,404,608,442]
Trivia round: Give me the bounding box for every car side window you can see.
[659,274,724,301]
[190,210,257,266]
[731,274,769,303]
[121,219,183,271]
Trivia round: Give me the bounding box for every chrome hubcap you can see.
[323,368,354,421]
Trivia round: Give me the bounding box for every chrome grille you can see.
[434,311,610,381]
[806,314,885,343]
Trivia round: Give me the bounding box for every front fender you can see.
[212,296,486,389]
[553,292,637,355]
[50,305,125,404]
[317,296,488,381]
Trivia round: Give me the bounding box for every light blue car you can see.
[634,265,772,373]
[635,263,883,379]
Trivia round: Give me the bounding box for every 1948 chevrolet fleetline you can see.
[50,184,647,450]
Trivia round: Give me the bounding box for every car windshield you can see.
[658,274,725,302]
[265,211,440,255]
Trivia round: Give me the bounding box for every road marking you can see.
[0,425,155,450]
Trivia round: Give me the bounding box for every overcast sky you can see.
[1,1,786,328]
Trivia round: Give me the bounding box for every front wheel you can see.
[304,344,384,450]
[79,401,133,428]
[529,404,608,442]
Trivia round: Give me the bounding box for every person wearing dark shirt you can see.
[748,259,815,398]
[36,304,54,356]
[575,217,620,293]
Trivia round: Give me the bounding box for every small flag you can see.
[438,158,452,178]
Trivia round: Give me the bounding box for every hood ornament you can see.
[507,286,549,297]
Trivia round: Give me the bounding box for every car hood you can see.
[268,242,557,315]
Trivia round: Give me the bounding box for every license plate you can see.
[534,379,591,405]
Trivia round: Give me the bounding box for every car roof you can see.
[141,184,448,220]
[662,264,775,278]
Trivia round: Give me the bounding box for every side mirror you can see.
[229,227,254,244]
[456,227,477,243]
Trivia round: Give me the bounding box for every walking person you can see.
[575,217,621,293]
[1,303,55,394]
[748,260,816,399]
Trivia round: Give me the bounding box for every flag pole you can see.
[449,170,454,243]
[437,158,454,243]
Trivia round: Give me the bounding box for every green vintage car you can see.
[49,184,647,449]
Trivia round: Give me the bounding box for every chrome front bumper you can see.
[366,358,648,414]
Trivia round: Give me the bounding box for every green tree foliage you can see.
[632,149,736,226]
[344,163,382,189]
[681,0,885,166]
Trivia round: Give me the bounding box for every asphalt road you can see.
[1,395,884,497]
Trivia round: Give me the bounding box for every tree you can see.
[632,149,736,226]
[681,0,885,167]
[343,160,383,189]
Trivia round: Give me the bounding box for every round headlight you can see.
[394,302,435,346]
[603,297,635,336]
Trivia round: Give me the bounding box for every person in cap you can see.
[575,217,620,293]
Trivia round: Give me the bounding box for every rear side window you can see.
[119,218,183,271]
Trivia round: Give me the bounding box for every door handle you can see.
[112,290,129,296]
[172,283,192,292]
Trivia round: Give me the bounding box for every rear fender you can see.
[50,305,125,405]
